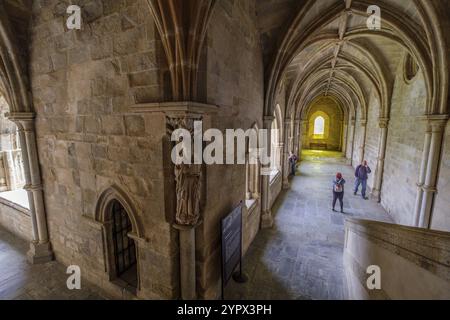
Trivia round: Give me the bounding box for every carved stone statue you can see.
[167,114,203,226]
[174,164,201,226]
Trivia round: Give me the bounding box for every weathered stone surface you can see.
[28,0,174,299]
[0,0,448,301]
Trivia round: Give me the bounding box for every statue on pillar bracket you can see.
[166,114,203,227]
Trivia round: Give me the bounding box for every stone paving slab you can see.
[0,227,110,300]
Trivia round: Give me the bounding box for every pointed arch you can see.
[95,185,144,239]
[0,5,31,113]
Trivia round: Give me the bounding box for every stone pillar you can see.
[283,119,291,189]
[371,118,389,202]
[418,116,448,228]
[245,161,252,200]
[173,223,198,300]
[251,151,261,200]
[289,119,294,155]
[358,120,367,165]
[8,113,53,264]
[413,123,432,227]
[167,113,203,300]
[292,120,300,156]
[261,116,274,229]
[342,122,348,155]
[131,101,217,299]
[347,119,356,165]
[298,120,307,156]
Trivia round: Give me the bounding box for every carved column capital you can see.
[379,118,389,129]
[166,114,203,136]
[427,116,448,133]
[263,116,275,128]
[6,112,36,131]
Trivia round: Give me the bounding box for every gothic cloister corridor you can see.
[0,0,449,304]
[228,151,392,300]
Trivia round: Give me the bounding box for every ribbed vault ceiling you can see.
[258,0,449,120]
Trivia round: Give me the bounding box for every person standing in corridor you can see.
[288,151,298,176]
[354,160,372,200]
[332,172,346,213]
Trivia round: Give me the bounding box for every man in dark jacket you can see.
[354,160,371,200]
[288,152,298,176]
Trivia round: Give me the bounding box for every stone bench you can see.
[310,143,327,150]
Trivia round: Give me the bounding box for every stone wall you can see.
[0,199,32,241]
[30,0,177,299]
[197,0,264,299]
[432,121,450,232]
[380,56,427,226]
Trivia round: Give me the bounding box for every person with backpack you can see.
[332,172,346,213]
[354,160,372,200]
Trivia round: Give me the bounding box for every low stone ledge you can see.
[0,196,30,216]
[344,217,450,299]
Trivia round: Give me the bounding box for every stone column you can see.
[8,113,53,264]
[342,122,348,155]
[371,118,389,202]
[418,116,448,228]
[283,119,291,189]
[173,223,198,300]
[347,119,356,165]
[251,151,261,200]
[289,119,294,155]
[298,120,307,156]
[413,122,432,227]
[261,116,274,229]
[292,120,299,156]
[245,161,252,200]
[358,120,367,165]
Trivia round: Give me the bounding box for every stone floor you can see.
[0,227,109,300]
[227,150,393,300]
